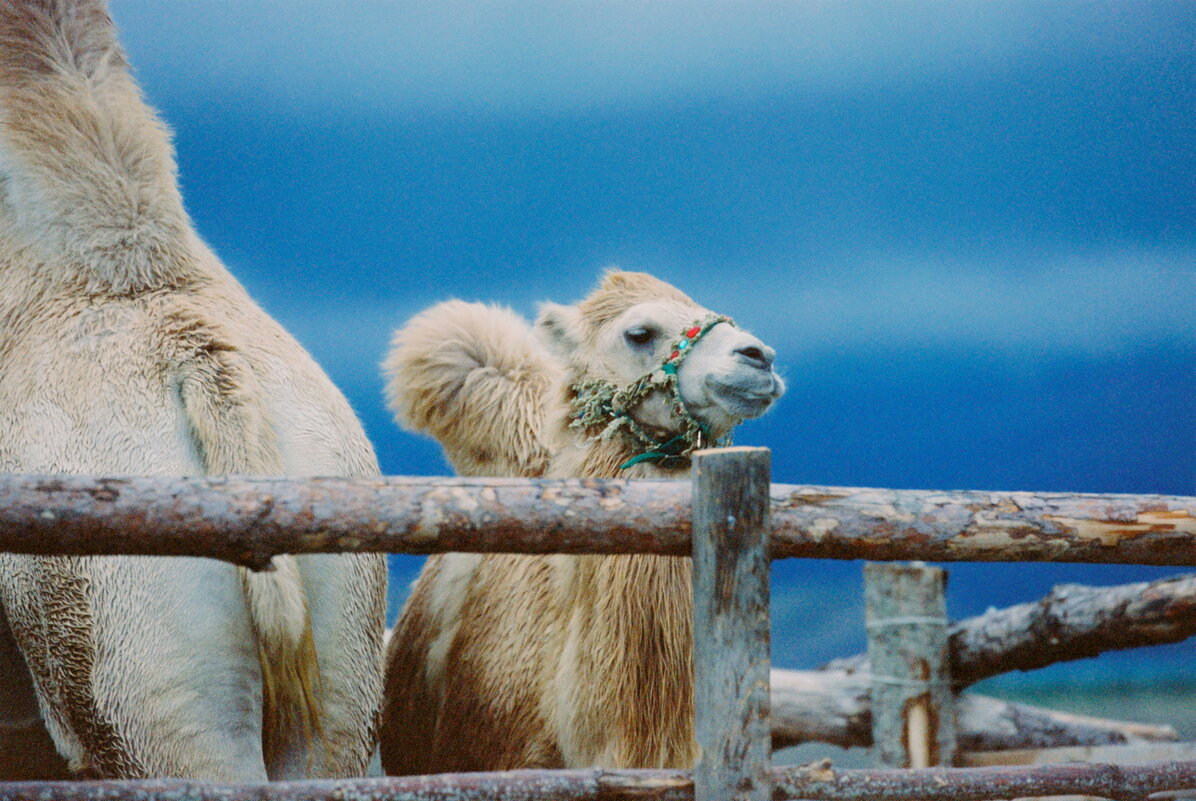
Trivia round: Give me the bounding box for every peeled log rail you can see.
[950,573,1196,685]
[0,476,1193,569]
[5,761,1196,801]
[769,668,1177,751]
[825,573,1196,687]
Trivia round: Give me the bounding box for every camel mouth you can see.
[704,372,785,422]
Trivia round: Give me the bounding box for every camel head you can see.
[537,271,785,467]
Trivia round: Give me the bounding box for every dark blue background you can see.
[111,1,1195,686]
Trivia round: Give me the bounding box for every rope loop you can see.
[568,315,738,470]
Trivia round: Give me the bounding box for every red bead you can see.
[669,350,680,360]
[686,325,701,338]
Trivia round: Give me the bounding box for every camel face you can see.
[675,316,785,434]
[569,297,785,440]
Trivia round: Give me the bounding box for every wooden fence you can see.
[1,446,1195,800]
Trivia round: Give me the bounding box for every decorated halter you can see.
[569,315,738,471]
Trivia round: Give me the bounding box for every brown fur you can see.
[380,272,765,773]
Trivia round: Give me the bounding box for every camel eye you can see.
[623,326,656,348]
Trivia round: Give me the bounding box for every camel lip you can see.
[705,373,785,414]
[705,384,778,421]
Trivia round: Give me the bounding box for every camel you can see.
[0,1,385,779]
[379,270,785,773]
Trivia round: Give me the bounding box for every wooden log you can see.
[960,741,1196,768]
[771,758,1196,801]
[770,668,1177,751]
[692,448,772,801]
[864,562,956,767]
[5,761,1196,801]
[0,475,1192,568]
[0,771,676,801]
[949,573,1196,685]
[825,572,1196,687]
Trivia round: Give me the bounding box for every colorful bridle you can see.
[569,315,738,470]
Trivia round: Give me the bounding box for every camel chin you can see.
[703,369,786,422]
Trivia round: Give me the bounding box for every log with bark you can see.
[824,573,1196,687]
[5,761,1196,801]
[770,668,1177,751]
[0,475,1191,569]
[772,573,1195,750]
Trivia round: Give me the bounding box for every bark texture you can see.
[0,475,1192,568]
[864,563,955,768]
[824,573,1196,686]
[770,668,1177,751]
[692,449,772,801]
[4,761,1196,801]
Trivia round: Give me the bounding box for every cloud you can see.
[719,246,1196,358]
[110,1,1192,115]
[263,245,1194,366]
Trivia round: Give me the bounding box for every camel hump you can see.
[383,300,560,477]
[165,303,325,768]
[0,1,122,80]
[0,0,194,294]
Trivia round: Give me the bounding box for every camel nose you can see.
[735,339,775,370]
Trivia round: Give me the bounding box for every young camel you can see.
[0,1,385,779]
[380,271,784,773]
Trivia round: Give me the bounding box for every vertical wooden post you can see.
[692,447,772,801]
[864,561,957,768]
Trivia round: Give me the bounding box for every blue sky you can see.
[110,2,1195,681]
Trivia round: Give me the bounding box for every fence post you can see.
[865,561,957,768]
[692,446,772,801]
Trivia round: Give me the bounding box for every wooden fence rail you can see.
[5,760,1196,801]
[2,452,1195,800]
[0,474,1191,569]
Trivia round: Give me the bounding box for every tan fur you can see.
[380,272,782,773]
[382,300,559,478]
[165,300,324,764]
[0,1,385,779]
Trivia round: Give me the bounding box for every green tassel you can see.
[618,434,692,470]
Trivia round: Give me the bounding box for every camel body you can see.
[381,273,783,773]
[0,1,385,778]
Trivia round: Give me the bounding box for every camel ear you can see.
[535,302,583,359]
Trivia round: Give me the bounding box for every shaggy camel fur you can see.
[380,271,784,773]
[0,1,385,779]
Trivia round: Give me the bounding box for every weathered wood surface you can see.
[827,572,1196,687]
[0,772,681,801]
[770,668,1176,751]
[865,562,956,768]
[949,573,1196,685]
[693,448,772,801]
[960,741,1196,768]
[770,758,1196,801]
[0,475,1192,568]
[5,760,1196,801]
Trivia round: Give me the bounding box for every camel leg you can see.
[267,553,387,779]
[0,555,268,779]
